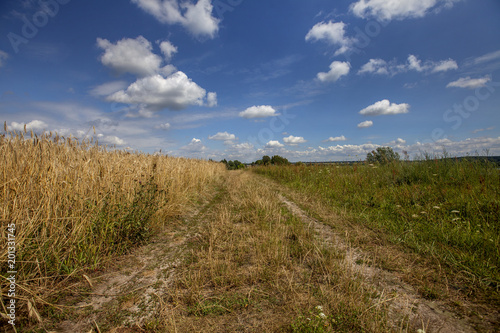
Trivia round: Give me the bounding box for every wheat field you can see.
[0,128,225,305]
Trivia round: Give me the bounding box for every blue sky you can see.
[1,0,499,162]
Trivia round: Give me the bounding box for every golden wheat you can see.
[0,130,225,304]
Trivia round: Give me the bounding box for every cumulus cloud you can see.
[206,92,217,107]
[155,123,171,130]
[180,138,207,154]
[158,40,178,60]
[239,105,278,119]
[97,36,164,77]
[305,21,354,56]
[446,76,491,89]
[100,135,126,146]
[131,0,220,38]
[265,140,284,148]
[317,61,350,82]
[232,142,254,150]
[323,135,347,142]
[283,135,307,145]
[107,72,211,111]
[9,120,48,132]
[0,50,8,68]
[432,59,458,72]
[357,120,374,128]
[359,99,410,116]
[413,136,500,156]
[358,55,457,75]
[358,59,389,75]
[407,54,424,72]
[89,81,128,97]
[350,0,460,21]
[208,131,236,141]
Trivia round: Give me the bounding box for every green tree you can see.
[271,155,290,165]
[262,155,271,166]
[366,147,400,164]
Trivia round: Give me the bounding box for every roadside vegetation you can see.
[153,171,391,332]
[253,151,500,307]
[0,127,225,327]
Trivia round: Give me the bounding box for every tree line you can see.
[221,147,401,170]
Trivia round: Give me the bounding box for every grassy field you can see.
[0,130,225,324]
[2,131,499,331]
[148,171,391,332]
[253,158,500,301]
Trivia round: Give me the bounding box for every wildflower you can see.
[396,205,401,208]
[451,210,460,214]
[319,312,327,319]
[315,305,323,312]
[420,211,427,215]
[417,329,426,333]
[412,214,419,218]
[433,206,440,209]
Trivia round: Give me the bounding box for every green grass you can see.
[253,156,500,288]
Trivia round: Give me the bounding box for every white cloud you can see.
[359,99,410,116]
[232,142,254,150]
[407,54,424,72]
[265,140,284,148]
[239,105,278,119]
[0,50,8,68]
[446,76,491,89]
[305,21,354,56]
[387,138,407,146]
[208,131,236,141]
[413,136,500,156]
[107,72,210,111]
[131,0,220,38]
[158,40,178,60]
[155,123,171,130]
[473,49,500,64]
[97,36,164,77]
[159,64,178,76]
[89,81,128,97]
[358,55,458,75]
[101,135,126,146]
[9,120,48,132]
[180,138,207,154]
[283,135,307,145]
[432,59,458,72]
[206,92,217,107]
[350,0,459,21]
[317,61,350,82]
[357,120,374,128]
[358,59,389,75]
[323,135,347,142]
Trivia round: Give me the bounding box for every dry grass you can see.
[153,171,391,332]
[0,129,225,324]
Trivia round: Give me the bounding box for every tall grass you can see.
[253,157,500,287]
[0,129,225,300]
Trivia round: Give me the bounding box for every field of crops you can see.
[0,131,225,303]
